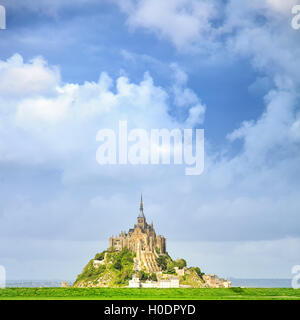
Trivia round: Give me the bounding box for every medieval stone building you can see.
[109,195,166,272]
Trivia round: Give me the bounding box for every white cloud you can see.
[0,54,204,170]
[115,0,300,55]
[0,54,60,98]
[116,0,219,50]
[227,89,298,164]
[171,63,206,126]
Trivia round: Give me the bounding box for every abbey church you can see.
[109,196,166,272]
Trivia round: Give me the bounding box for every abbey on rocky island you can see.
[109,195,166,272]
[74,195,232,288]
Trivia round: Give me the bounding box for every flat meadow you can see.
[0,287,299,300]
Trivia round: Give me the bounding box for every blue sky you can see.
[1,0,264,144]
[0,0,300,280]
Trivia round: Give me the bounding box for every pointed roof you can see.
[140,194,143,210]
[138,193,145,218]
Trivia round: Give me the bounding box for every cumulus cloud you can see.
[171,63,206,126]
[0,53,206,184]
[115,0,220,50]
[0,55,205,170]
[0,54,60,98]
[120,0,300,174]
[115,0,299,51]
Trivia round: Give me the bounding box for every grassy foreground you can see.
[0,287,299,300]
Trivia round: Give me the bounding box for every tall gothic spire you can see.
[138,193,145,218]
[140,194,143,211]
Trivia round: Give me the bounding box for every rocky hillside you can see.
[73,247,208,288]
[73,248,135,287]
[179,267,205,288]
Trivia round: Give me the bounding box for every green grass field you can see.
[0,287,299,300]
